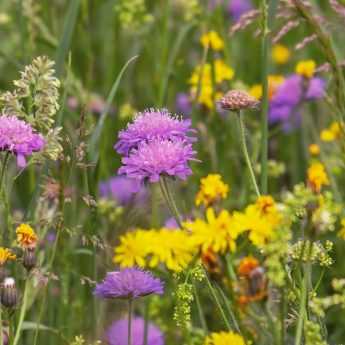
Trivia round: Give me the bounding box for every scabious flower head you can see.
[16,224,38,249]
[118,139,196,183]
[296,60,316,78]
[106,316,164,345]
[93,268,164,299]
[115,109,195,156]
[200,31,224,51]
[99,175,146,206]
[307,162,329,193]
[0,248,16,266]
[195,174,229,207]
[0,115,45,167]
[204,331,245,345]
[272,44,290,64]
[220,90,260,111]
[227,0,253,21]
[309,143,320,156]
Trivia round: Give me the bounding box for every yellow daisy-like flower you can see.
[320,121,342,142]
[214,59,234,83]
[295,60,316,78]
[195,174,229,207]
[200,31,224,51]
[309,143,320,156]
[184,208,238,253]
[204,331,245,345]
[249,75,284,100]
[272,44,291,64]
[307,162,329,193]
[16,223,38,248]
[0,247,16,266]
[114,230,152,268]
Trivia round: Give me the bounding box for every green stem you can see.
[0,153,10,195]
[238,112,261,197]
[128,299,133,345]
[203,266,231,331]
[13,277,30,345]
[143,299,149,345]
[192,279,208,333]
[0,304,3,345]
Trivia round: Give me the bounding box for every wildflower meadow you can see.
[1,0,345,344]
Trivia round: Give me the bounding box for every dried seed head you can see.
[220,90,260,112]
[23,248,37,272]
[1,277,18,308]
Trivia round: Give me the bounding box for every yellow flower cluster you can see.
[307,162,329,193]
[204,331,245,345]
[295,59,316,78]
[249,75,285,100]
[337,218,345,239]
[272,44,290,64]
[320,121,343,142]
[309,143,320,156]
[189,60,234,109]
[195,174,229,207]
[0,247,16,266]
[114,228,197,272]
[200,31,224,51]
[16,223,38,248]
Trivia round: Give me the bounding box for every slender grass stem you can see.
[0,304,3,345]
[237,112,260,197]
[128,299,133,345]
[143,299,149,345]
[192,279,208,333]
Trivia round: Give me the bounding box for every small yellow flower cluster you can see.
[337,218,345,239]
[295,59,316,78]
[249,74,285,100]
[272,44,291,65]
[320,121,343,142]
[0,247,16,266]
[114,228,197,272]
[195,174,229,207]
[16,223,38,249]
[204,331,245,345]
[307,162,330,193]
[309,143,320,156]
[200,31,224,51]
[189,60,234,109]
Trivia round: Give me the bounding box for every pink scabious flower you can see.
[0,115,45,167]
[115,109,196,156]
[93,268,164,300]
[118,139,197,183]
[106,317,164,345]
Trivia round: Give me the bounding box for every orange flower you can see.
[237,256,259,277]
[16,224,38,249]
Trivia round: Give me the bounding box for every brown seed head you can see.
[220,90,260,112]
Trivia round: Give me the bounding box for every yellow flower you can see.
[320,121,342,142]
[16,224,38,248]
[272,44,291,64]
[249,75,284,100]
[295,60,316,78]
[307,162,329,193]
[204,331,245,345]
[309,143,320,156]
[214,59,234,83]
[114,230,152,268]
[338,218,345,239]
[184,208,238,253]
[195,174,229,207]
[0,247,16,266]
[200,31,224,51]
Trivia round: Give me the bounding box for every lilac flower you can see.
[94,268,164,300]
[227,0,253,21]
[0,115,45,167]
[164,217,179,229]
[118,139,197,183]
[175,93,192,116]
[99,175,147,206]
[106,317,164,345]
[115,109,196,156]
[305,77,326,100]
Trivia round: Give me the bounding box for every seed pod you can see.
[220,90,260,111]
[1,277,17,308]
[23,249,36,272]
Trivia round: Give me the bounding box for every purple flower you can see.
[164,217,179,229]
[115,109,196,156]
[0,115,45,167]
[94,268,164,300]
[99,175,146,206]
[118,139,197,183]
[227,0,253,21]
[175,93,192,115]
[106,317,164,345]
[305,77,326,100]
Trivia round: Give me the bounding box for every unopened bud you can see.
[220,90,260,111]
[23,249,36,272]
[1,277,17,308]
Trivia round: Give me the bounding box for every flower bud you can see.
[220,90,260,111]
[23,249,36,272]
[1,277,17,308]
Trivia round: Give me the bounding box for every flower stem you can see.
[13,277,30,345]
[192,279,208,333]
[0,304,3,345]
[238,112,261,197]
[0,153,9,195]
[128,299,133,345]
